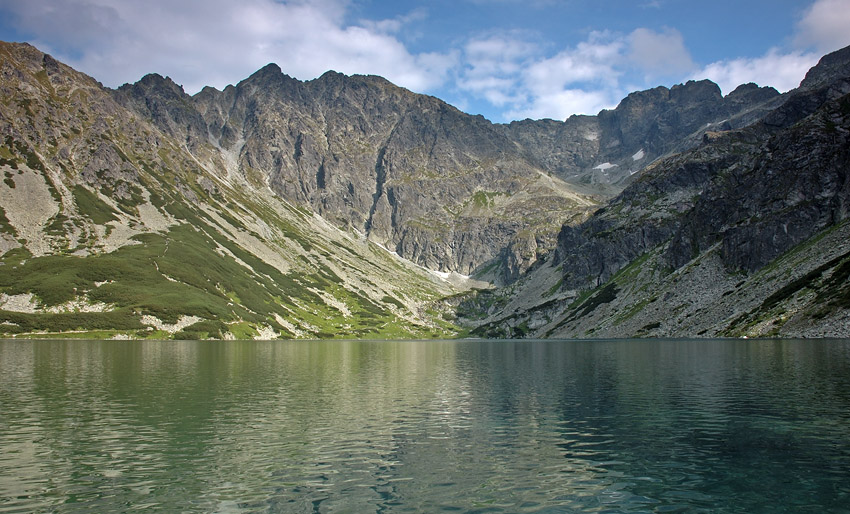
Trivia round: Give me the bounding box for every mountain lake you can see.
[1,338,849,513]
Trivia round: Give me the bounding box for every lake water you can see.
[1,339,849,513]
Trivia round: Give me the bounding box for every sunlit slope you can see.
[0,42,461,339]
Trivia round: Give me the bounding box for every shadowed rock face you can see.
[551,46,850,291]
[116,66,600,279]
[466,45,850,340]
[113,62,780,281]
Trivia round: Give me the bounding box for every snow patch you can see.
[632,149,645,161]
[593,162,618,171]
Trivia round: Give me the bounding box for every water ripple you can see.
[1,339,850,512]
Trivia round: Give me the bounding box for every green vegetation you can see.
[0,205,14,235]
[727,247,850,336]
[0,310,144,335]
[0,184,462,339]
[545,277,564,297]
[471,190,506,209]
[72,185,118,224]
[575,283,619,318]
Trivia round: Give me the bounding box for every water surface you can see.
[1,338,849,512]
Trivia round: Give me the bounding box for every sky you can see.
[1,0,849,123]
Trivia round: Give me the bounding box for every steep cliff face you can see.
[116,67,597,281]
[115,61,778,282]
[467,45,850,339]
[0,42,463,340]
[501,80,781,195]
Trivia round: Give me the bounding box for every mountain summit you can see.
[1,40,849,338]
[467,45,850,339]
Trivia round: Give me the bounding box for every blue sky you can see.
[1,0,848,122]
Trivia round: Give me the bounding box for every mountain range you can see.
[1,40,848,339]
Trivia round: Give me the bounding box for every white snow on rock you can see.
[632,149,645,161]
[593,162,618,171]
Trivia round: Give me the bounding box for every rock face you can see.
[500,80,781,194]
[115,67,598,281]
[467,45,850,339]
[0,41,464,340]
[113,62,778,281]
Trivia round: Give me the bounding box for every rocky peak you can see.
[725,82,780,104]
[800,45,850,90]
[114,73,208,146]
[669,79,723,103]
[240,62,298,90]
[132,73,186,95]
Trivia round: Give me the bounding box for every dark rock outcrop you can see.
[468,44,850,339]
[114,60,781,280]
[115,64,599,279]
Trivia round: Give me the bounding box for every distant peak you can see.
[800,44,850,90]
[134,73,185,93]
[725,82,779,103]
[258,62,282,75]
[243,62,297,85]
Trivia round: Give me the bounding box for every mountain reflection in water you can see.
[1,338,849,512]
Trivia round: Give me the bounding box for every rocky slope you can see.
[113,67,597,283]
[467,45,850,339]
[500,80,782,195]
[112,60,778,283]
[3,38,849,340]
[0,41,463,340]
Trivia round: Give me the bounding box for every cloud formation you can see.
[463,28,697,121]
[694,0,849,94]
[627,28,694,77]
[794,0,850,52]
[0,0,454,94]
[696,50,819,95]
[0,0,843,122]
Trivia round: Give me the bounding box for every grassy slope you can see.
[0,166,462,339]
[0,44,463,339]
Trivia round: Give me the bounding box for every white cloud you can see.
[507,34,624,118]
[0,0,454,94]
[460,29,697,120]
[455,33,539,110]
[628,27,694,77]
[527,34,623,90]
[794,0,850,53]
[505,88,612,121]
[695,49,819,94]
[686,0,849,98]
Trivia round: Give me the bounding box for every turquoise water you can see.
[1,339,849,513]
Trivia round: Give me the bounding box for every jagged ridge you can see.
[113,60,778,282]
[467,45,850,339]
[0,42,462,339]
